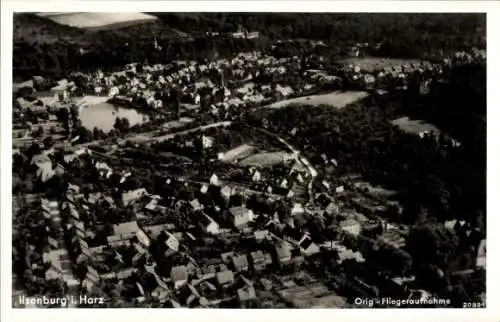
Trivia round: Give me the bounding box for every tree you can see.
[414,262,448,294]
[113,117,123,132]
[406,223,459,270]
[33,125,45,138]
[381,247,413,276]
[121,118,131,133]
[16,86,34,99]
[423,174,451,216]
[43,136,54,149]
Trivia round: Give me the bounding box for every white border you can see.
[1,1,499,322]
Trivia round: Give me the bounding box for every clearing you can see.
[36,12,157,29]
[239,151,295,168]
[161,117,194,130]
[219,144,257,163]
[267,91,369,109]
[391,116,441,136]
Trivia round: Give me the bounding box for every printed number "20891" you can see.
[463,302,486,308]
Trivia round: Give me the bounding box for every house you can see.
[145,198,158,211]
[171,265,189,289]
[87,192,102,205]
[363,74,376,86]
[291,203,305,216]
[199,213,220,235]
[43,248,73,280]
[252,170,262,183]
[337,248,365,263]
[275,241,293,265]
[200,183,209,194]
[31,154,55,183]
[325,202,340,216]
[238,284,257,302]
[152,286,170,303]
[210,173,220,186]
[162,231,180,252]
[339,219,361,236]
[190,199,203,212]
[228,206,254,228]
[198,264,217,280]
[246,31,260,39]
[216,270,234,287]
[221,185,235,202]
[250,251,272,271]
[232,254,249,272]
[298,234,320,256]
[444,219,458,230]
[132,244,147,264]
[41,198,60,222]
[110,221,140,242]
[254,230,269,241]
[142,223,174,239]
[122,188,148,206]
[136,228,151,247]
[221,252,236,263]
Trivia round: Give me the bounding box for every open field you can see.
[338,57,425,72]
[239,151,294,168]
[267,91,369,109]
[219,144,257,163]
[161,117,194,130]
[36,12,157,29]
[391,116,441,136]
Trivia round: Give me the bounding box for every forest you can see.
[244,61,486,232]
[13,13,485,81]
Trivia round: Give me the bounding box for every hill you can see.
[35,12,157,30]
[13,13,485,81]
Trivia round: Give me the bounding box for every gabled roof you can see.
[171,265,188,282]
[238,285,256,301]
[216,270,234,285]
[339,218,360,228]
[113,221,140,236]
[232,254,249,271]
[299,234,314,250]
[229,206,251,218]
[275,242,292,259]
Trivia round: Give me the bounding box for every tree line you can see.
[13,13,485,81]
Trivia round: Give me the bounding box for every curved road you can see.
[143,120,318,202]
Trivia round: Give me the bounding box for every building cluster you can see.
[23,138,413,307]
[13,39,487,307]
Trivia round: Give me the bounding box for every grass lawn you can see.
[267,91,369,109]
[239,151,294,168]
[391,116,441,136]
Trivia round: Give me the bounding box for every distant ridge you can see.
[35,12,157,29]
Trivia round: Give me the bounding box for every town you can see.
[11,12,486,309]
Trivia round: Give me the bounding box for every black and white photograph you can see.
[1,1,497,319]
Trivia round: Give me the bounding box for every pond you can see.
[80,101,149,133]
